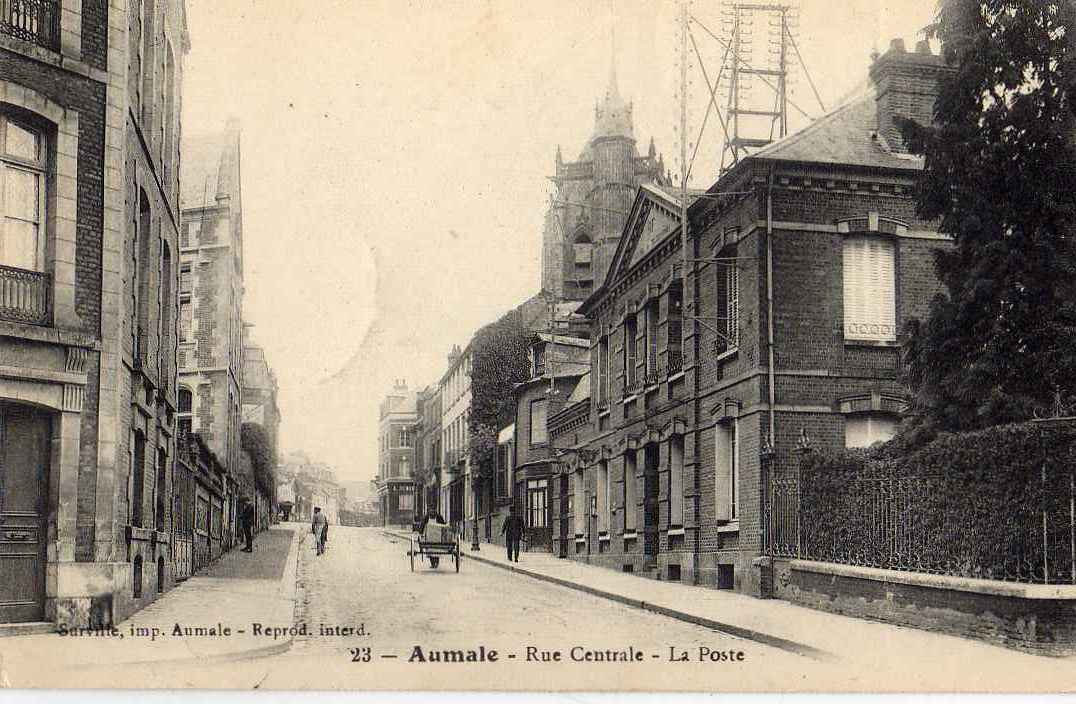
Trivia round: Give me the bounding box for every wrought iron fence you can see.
[1,0,60,51]
[769,464,1076,585]
[0,264,50,325]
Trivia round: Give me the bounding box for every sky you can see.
[181,0,938,484]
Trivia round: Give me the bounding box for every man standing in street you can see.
[311,506,329,556]
[240,498,256,552]
[500,504,525,562]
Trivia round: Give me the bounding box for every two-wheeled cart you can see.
[409,524,460,572]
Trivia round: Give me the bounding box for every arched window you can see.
[139,0,156,126]
[135,190,151,361]
[131,431,146,527]
[160,240,173,388]
[132,555,143,598]
[163,41,176,193]
[155,447,167,531]
[0,114,46,272]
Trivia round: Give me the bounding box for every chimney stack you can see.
[869,37,950,154]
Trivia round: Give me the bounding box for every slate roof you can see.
[749,87,923,171]
[180,130,235,210]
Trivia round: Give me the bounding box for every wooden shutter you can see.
[726,264,739,348]
[844,236,896,340]
[624,317,637,384]
[624,451,637,531]
[713,426,732,521]
[647,301,658,373]
[670,436,684,526]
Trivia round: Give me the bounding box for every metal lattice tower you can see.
[718,2,799,171]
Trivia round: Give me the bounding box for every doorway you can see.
[0,404,52,623]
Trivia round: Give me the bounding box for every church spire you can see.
[592,18,633,141]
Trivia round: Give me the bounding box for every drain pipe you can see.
[760,165,778,598]
[765,166,777,450]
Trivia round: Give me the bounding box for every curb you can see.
[382,529,833,662]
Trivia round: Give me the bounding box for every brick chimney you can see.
[869,38,951,153]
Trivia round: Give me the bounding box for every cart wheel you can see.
[409,539,414,572]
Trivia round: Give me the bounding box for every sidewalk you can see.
[384,528,1076,683]
[0,523,302,685]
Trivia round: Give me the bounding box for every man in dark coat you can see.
[501,504,525,562]
[240,499,256,552]
[311,506,329,555]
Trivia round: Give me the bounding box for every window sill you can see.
[598,533,610,542]
[717,521,740,534]
[668,371,685,383]
[714,348,739,362]
[575,536,586,544]
[844,339,899,348]
[622,393,638,404]
[667,527,685,536]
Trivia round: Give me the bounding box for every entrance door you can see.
[0,404,51,623]
[643,444,659,559]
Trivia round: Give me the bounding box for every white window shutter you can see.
[713,426,732,521]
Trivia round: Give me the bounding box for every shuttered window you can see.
[598,335,609,403]
[646,300,659,375]
[530,399,548,445]
[573,471,585,535]
[714,422,737,522]
[843,236,896,341]
[597,461,609,532]
[669,435,684,527]
[726,264,739,349]
[624,316,637,387]
[624,450,637,532]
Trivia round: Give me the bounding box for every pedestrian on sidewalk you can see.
[240,498,256,552]
[311,506,329,556]
[501,504,525,562]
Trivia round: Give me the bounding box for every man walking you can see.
[500,504,525,562]
[240,498,256,552]
[311,506,329,555]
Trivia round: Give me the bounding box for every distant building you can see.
[540,62,669,302]
[178,119,246,548]
[376,380,418,526]
[242,324,281,460]
[439,346,471,528]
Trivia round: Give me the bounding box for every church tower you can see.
[541,57,667,302]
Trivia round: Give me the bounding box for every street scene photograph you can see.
[0,0,1075,695]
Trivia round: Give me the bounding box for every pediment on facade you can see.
[604,185,681,290]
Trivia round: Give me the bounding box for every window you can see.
[624,315,637,389]
[714,422,737,522]
[597,335,609,404]
[596,461,609,533]
[140,0,156,125]
[155,448,167,531]
[843,236,896,341]
[669,435,684,526]
[668,283,684,371]
[527,479,548,528]
[399,493,414,511]
[845,414,898,448]
[399,455,410,477]
[529,399,548,445]
[1,115,45,271]
[131,431,146,527]
[531,343,545,377]
[573,471,585,535]
[717,261,739,352]
[179,297,193,342]
[646,299,659,376]
[398,428,412,447]
[160,241,173,385]
[163,42,176,191]
[624,451,637,532]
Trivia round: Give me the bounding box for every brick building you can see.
[482,333,589,551]
[241,323,280,460]
[178,119,245,548]
[558,40,950,596]
[413,384,441,518]
[376,380,417,527]
[439,344,470,527]
[540,63,670,302]
[0,0,189,627]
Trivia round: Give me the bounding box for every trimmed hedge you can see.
[797,421,1076,583]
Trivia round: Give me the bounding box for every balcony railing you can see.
[1,0,60,51]
[668,349,684,376]
[0,264,50,326]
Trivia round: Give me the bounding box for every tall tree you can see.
[900,0,1076,440]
